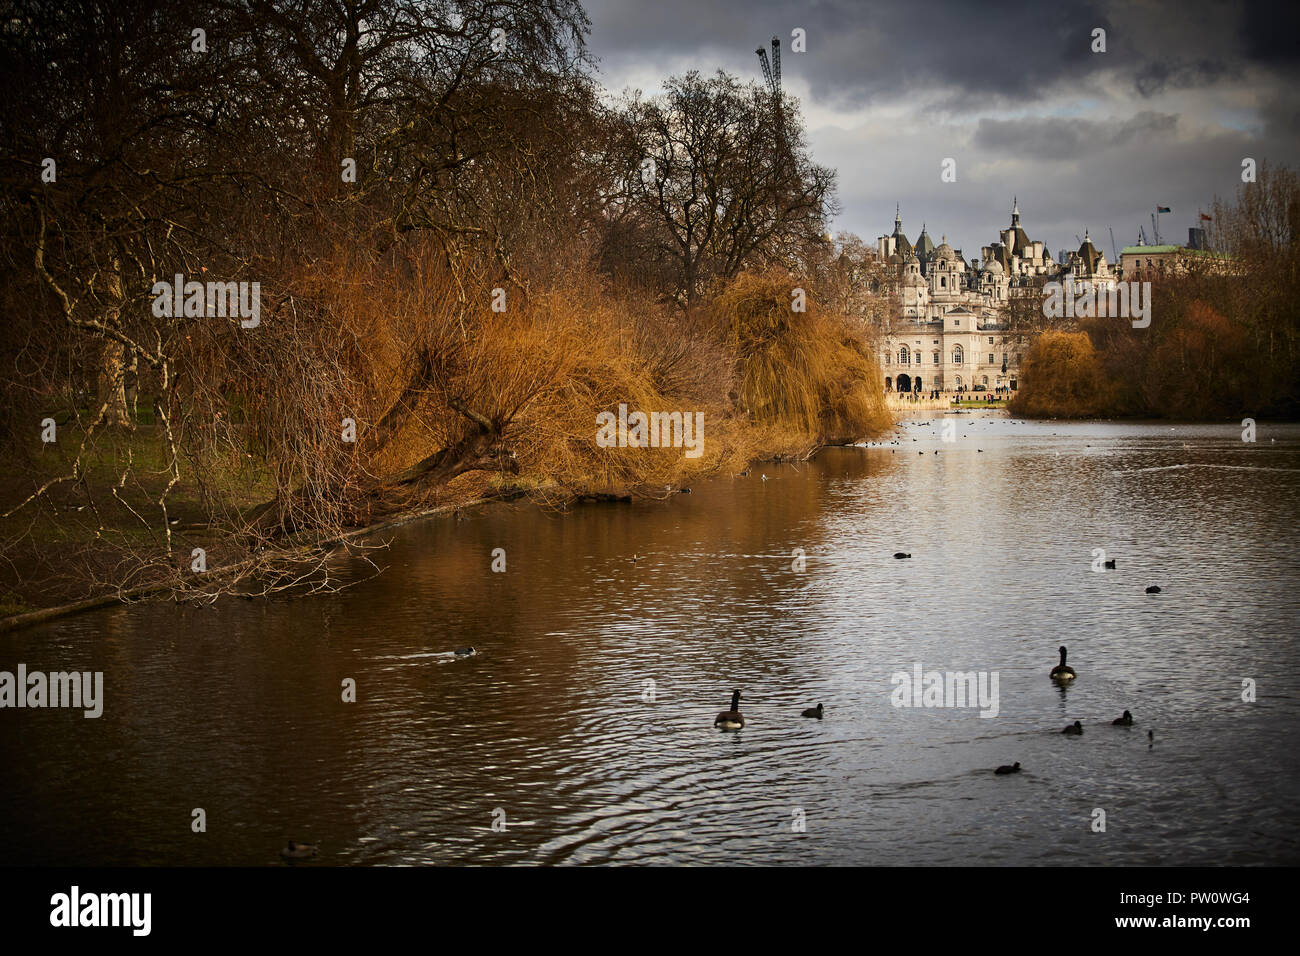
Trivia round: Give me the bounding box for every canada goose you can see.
[894,552,911,559]
[281,840,317,860]
[1062,720,1083,735]
[714,690,744,729]
[454,646,477,657]
[1112,710,1134,726]
[680,488,692,494]
[739,470,749,476]
[1104,559,1116,569]
[994,762,1021,775]
[1050,646,1076,681]
[801,703,824,719]
[1145,585,1162,594]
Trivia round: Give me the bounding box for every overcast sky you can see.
[582,0,1300,260]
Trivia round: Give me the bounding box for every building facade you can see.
[875,202,1117,393]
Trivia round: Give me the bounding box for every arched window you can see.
[953,347,964,365]
[940,276,946,288]
[982,375,989,386]
[954,375,963,388]
[899,348,909,365]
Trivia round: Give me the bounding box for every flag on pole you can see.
[1156,206,1171,213]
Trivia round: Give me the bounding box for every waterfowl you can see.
[1113,710,1134,725]
[994,762,1021,775]
[1145,585,1162,594]
[715,690,744,729]
[801,703,824,719]
[1148,729,1154,747]
[281,840,317,860]
[454,646,477,657]
[680,488,692,494]
[1104,559,1116,569]
[1062,720,1083,735]
[761,474,768,481]
[894,552,911,559]
[1050,645,1076,681]
[739,470,749,476]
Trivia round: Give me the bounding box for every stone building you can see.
[874,201,1116,393]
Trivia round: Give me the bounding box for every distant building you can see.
[1119,228,1233,280]
[874,200,1115,393]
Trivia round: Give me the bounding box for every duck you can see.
[1148,729,1155,747]
[1062,720,1084,735]
[801,703,824,719]
[994,762,1021,775]
[1112,710,1134,726]
[454,646,477,657]
[894,552,912,559]
[1145,585,1162,594]
[1050,645,1076,682]
[714,690,744,729]
[280,840,318,860]
[1103,559,1116,569]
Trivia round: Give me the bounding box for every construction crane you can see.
[755,35,781,98]
[1108,227,1119,263]
[755,36,787,161]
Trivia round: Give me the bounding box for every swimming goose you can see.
[801,703,824,719]
[1145,585,1162,594]
[894,552,912,559]
[281,840,318,860]
[1112,710,1134,726]
[714,690,744,729]
[1104,559,1116,569]
[454,646,477,657]
[1062,720,1084,735]
[1050,646,1076,682]
[994,762,1021,775]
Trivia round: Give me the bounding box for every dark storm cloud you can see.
[974,112,1179,162]
[585,0,1109,105]
[581,0,1300,256]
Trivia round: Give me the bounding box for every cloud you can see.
[581,0,1300,256]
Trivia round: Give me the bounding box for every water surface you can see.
[3,414,1299,865]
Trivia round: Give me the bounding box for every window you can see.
[940,277,946,287]
[953,348,964,365]
[884,353,891,365]
[988,337,994,344]
[982,375,989,386]
[899,348,909,365]
[933,351,940,364]
[989,353,995,364]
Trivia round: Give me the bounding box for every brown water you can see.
[3,414,1299,865]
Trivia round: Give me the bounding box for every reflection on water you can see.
[3,415,1299,865]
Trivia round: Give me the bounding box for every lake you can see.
[3,413,1298,865]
